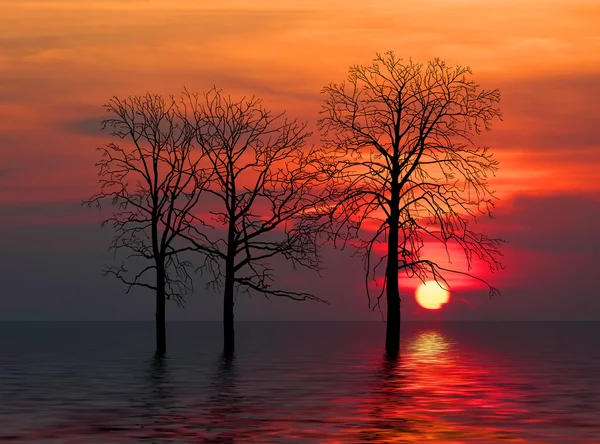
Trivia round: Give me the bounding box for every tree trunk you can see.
[155,266,166,354]
[386,187,401,355]
[223,270,235,354]
[223,221,236,354]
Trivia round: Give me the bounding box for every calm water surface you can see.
[0,321,599,443]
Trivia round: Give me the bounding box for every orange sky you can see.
[2,0,599,205]
[1,0,599,320]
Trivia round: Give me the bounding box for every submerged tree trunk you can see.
[385,244,400,354]
[223,221,236,355]
[386,184,401,355]
[155,266,166,354]
[223,273,235,355]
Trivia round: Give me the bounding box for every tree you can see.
[182,88,331,353]
[85,94,207,353]
[318,52,504,355]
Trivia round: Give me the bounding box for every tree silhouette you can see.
[85,94,207,353]
[181,88,332,353]
[319,52,503,354]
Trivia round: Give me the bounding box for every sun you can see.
[415,281,450,310]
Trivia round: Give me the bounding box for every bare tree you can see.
[319,52,504,354]
[182,88,332,353]
[85,94,207,353]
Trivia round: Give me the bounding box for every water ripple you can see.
[0,322,599,443]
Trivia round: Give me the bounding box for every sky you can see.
[1,0,599,321]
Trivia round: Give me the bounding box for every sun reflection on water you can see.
[341,329,531,443]
[407,330,450,363]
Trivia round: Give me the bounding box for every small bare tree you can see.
[182,88,332,353]
[319,52,504,354]
[85,94,207,353]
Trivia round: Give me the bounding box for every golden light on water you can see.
[415,281,450,310]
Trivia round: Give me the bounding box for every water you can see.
[0,322,599,443]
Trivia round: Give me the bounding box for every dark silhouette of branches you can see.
[181,87,334,352]
[319,51,504,354]
[84,93,209,352]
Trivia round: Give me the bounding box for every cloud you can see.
[0,167,17,178]
[65,116,105,137]
[1,8,315,57]
[485,192,600,255]
[486,73,600,151]
[0,200,100,228]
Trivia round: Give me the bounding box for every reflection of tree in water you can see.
[135,351,179,440]
[132,351,270,442]
[199,351,300,442]
[122,351,242,442]
[147,352,172,404]
[201,351,245,442]
[347,339,424,442]
[345,330,465,442]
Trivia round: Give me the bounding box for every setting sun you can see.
[415,281,450,310]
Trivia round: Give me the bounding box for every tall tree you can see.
[319,52,503,354]
[182,88,331,353]
[85,94,207,353]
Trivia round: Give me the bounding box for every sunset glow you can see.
[2,0,600,323]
